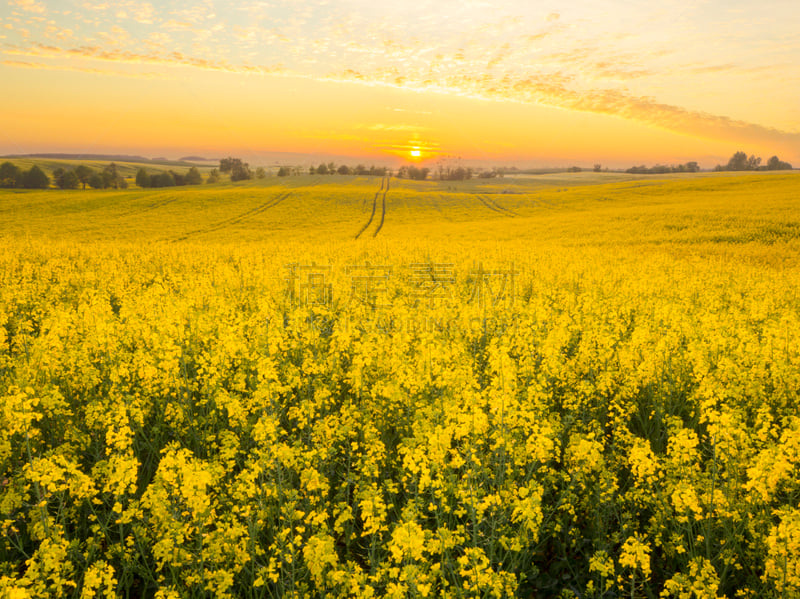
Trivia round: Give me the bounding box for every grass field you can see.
[1,171,800,597]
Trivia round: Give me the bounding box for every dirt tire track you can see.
[372,177,389,237]
[355,177,384,239]
[482,194,516,216]
[476,194,511,217]
[117,196,178,219]
[363,176,384,209]
[476,195,516,218]
[172,190,291,242]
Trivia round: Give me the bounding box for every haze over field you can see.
[1,0,799,167]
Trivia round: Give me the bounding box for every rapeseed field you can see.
[1,172,800,597]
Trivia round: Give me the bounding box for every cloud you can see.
[1,58,164,78]
[324,66,800,153]
[9,0,46,14]
[363,123,428,132]
[2,42,285,75]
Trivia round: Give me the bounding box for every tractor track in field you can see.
[171,190,292,242]
[477,194,516,217]
[362,177,385,209]
[372,177,389,237]
[355,176,389,239]
[117,196,178,218]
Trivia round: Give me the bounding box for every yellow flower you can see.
[619,535,651,579]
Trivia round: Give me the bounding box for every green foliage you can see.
[230,163,252,182]
[87,172,105,189]
[185,166,203,185]
[0,161,22,188]
[397,165,430,180]
[436,165,472,180]
[766,155,792,170]
[54,168,80,189]
[22,164,50,189]
[716,151,761,171]
[136,167,151,188]
[150,172,176,188]
[219,157,252,181]
[74,165,93,189]
[627,162,700,174]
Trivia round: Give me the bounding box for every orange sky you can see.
[1,0,798,168]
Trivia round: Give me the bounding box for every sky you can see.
[0,0,798,168]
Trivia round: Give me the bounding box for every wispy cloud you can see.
[1,58,164,78]
[2,42,284,75]
[363,123,428,133]
[9,0,46,14]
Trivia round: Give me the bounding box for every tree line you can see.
[2,161,141,190]
[0,162,52,189]
[0,160,223,190]
[626,162,700,174]
[713,151,792,172]
[302,163,389,176]
[135,166,206,188]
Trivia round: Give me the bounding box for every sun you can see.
[410,148,421,158]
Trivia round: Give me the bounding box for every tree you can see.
[0,161,21,188]
[56,169,80,189]
[337,164,351,175]
[206,169,220,184]
[594,164,602,172]
[136,168,151,188]
[766,156,792,170]
[170,170,186,186]
[102,163,127,188]
[255,167,266,179]
[309,166,316,175]
[88,173,105,189]
[278,166,292,177]
[150,172,175,187]
[230,162,252,181]
[219,157,236,173]
[723,151,750,171]
[52,167,66,187]
[316,163,329,175]
[220,157,251,177]
[103,163,118,188]
[185,166,203,185]
[74,165,93,190]
[397,165,429,180]
[22,165,50,189]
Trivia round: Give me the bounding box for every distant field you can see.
[0,156,218,181]
[2,172,800,598]
[2,170,799,249]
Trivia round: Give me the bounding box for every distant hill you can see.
[0,154,208,168]
[2,153,155,163]
[180,156,217,162]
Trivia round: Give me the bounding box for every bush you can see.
[22,165,50,189]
